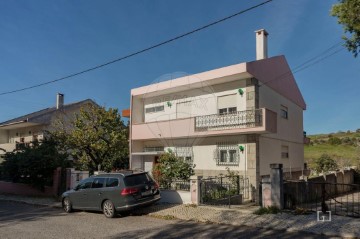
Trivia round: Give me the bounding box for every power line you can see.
[0,0,273,96]
[259,41,345,87]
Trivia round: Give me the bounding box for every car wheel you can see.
[103,200,116,218]
[63,197,73,213]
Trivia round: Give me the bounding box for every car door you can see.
[69,177,93,209]
[86,177,106,209]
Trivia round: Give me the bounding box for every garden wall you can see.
[159,190,192,204]
[0,167,61,197]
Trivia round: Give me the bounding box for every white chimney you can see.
[255,29,269,60]
[56,93,64,109]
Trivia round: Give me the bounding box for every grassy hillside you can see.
[304,130,360,168]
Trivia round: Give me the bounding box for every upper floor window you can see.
[280,105,288,119]
[218,94,237,115]
[281,145,289,159]
[145,105,164,114]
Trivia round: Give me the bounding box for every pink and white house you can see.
[128,29,306,189]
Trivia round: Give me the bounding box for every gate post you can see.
[190,175,201,205]
[270,163,284,209]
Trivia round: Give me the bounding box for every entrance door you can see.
[144,161,153,173]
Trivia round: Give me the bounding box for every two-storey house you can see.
[0,94,97,161]
[128,29,306,190]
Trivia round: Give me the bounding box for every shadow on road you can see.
[109,220,328,239]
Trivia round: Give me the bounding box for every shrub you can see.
[254,206,280,215]
[313,154,338,174]
[0,139,70,190]
[328,137,341,145]
[152,152,195,186]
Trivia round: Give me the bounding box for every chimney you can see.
[255,29,269,60]
[56,93,64,109]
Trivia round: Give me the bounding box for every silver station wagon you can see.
[61,171,161,218]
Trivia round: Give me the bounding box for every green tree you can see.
[313,154,338,174]
[152,152,195,186]
[0,139,69,190]
[51,104,129,172]
[331,0,360,57]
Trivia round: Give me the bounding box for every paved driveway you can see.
[0,201,332,239]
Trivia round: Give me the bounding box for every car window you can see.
[106,178,119,187]
[92,178,105,189]
[124,173,152,186]
[77,178,93,190]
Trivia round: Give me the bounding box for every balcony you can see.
[195,109,262,131]
[131,108,277,141]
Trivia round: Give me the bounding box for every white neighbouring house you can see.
[0,94,97,161]
[127,30,307,192]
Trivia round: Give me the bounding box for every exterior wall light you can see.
[167,101,172,108]
[239,145,245,153]
[238,88,244,96]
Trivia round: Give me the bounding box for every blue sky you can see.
[0,0,358,135]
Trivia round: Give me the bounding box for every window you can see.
[106,178,119,187]
[218,94,237,115]
[219,107,237,115]
[219,108,228,115]
[229,150,237,163]
[145,105,164,114]
[77,178,93,190]
[220,150,227,162]
[92,178,105,188]
[281,146,289,159]
[216,144,240,166]
[280,105,288,119]
[228,107,237,114]
[124,173,151,186]
[174,147,193,164]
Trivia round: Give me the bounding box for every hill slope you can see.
[304,130,360,168]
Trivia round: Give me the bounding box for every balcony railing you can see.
[195,109,262,131]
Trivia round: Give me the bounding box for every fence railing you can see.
[284,180,360,218]
[200,175,250,207]
[194,109,262,131]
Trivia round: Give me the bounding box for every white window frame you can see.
[216,144,240,166]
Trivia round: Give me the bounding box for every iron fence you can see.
[284,180,360,218]
[200,175,250,207]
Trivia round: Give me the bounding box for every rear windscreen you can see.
[124,173,152,186]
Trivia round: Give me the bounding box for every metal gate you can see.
[284,180,360,218]
[200,175,250,206]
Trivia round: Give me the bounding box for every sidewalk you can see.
[1,194,359,238]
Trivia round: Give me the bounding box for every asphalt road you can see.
[0,201,334,239]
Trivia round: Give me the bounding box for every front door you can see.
[144,161,153,174]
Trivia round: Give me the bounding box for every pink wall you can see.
[131,108,277,141]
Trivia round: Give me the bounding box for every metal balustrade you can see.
[195,109,262,131]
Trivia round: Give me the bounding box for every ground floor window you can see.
[174,147,193,164]
[216,144,240,166]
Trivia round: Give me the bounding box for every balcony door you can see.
[217,94,237,114]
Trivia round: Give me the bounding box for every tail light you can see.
[121,187,139,195]
[154,182,159,189]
